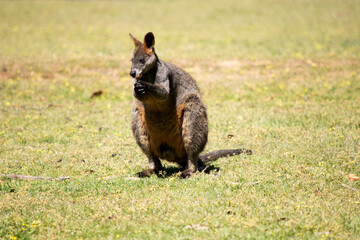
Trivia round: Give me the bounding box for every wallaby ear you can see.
[129,33,142,48]
[144,32,155,51]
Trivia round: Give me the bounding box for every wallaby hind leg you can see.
[132,105,162,177]
[179,95,208,178]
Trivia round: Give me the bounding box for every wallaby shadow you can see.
[156,165,220,178]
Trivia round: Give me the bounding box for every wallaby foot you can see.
[137,157,162,177]
[180,168,194,178]
[137,168,159,178]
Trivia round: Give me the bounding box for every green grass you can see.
[1,0,360,239]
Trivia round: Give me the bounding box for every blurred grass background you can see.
[1,0,359,61]
[1,0,360,239]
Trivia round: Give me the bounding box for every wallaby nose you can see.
[129,70,136,78]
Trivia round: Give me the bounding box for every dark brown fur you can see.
[129,32,251,178]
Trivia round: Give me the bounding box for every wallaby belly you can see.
[144,111,186,162]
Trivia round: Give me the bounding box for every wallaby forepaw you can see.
[134,81,147,95]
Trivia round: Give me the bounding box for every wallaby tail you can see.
[199,148,252,164]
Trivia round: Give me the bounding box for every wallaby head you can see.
[129,32,157,80]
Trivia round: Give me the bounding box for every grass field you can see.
[1,0,360,239]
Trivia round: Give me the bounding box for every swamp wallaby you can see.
[129,32,251,178]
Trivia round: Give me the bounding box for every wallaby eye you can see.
[139,58,146,64]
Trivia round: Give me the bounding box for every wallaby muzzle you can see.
[129,69,142,79]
